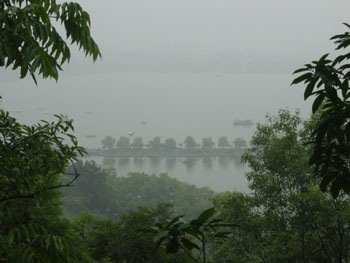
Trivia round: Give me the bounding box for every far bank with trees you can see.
[90,135,248,158]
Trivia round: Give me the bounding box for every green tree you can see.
[184,136,197,149]
[63,162,212,219]
[132,137,144,149]
[0,111,86,262]
[233,137,247,149]
[217,136,231,148]
[211,192,262,263]
[62,161,113,218]
[202,137,215,150]
[292,23,350,198]
[104,172,214,220]
[117,136,130,149]
[102,136,116,150]
[211,109,350,263]
[149,136,161,151]
[0,0,101,83]
[164,138,177,151]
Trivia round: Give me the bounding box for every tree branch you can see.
[0,167,80,203]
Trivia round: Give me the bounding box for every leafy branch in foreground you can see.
[0,110,86,203]
[144,207,237,263]
[0,0,101,83]
[292,23,350,198]
[0,110,86,262]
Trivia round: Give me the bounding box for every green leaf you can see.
[165,238,180,254]
[181,237,200,251]
[196,207,216,225]
[292,67,309,74]
[312,93,325,114]
[304,78,317,100]
[330,178,342,199]
[291,72,313,85]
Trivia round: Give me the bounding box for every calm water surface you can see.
[84,156,249,192]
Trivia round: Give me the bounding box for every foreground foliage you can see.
[148,207,236,263]
[68,204,191,263]
[293,23,350,197]
[0,0,101,82]
[0,110,85,262]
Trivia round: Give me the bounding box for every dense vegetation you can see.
[62,161,214,220]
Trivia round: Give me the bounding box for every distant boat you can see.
[85,111,94,114]
[86,134,96,138]
[233,119,254,126]
[128,129,135,136]
[44,112,52,115]
[141,121,147,125]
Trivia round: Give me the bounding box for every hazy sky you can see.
[63,0,349,71]
[2,0,350,78]
[81,0,349,53]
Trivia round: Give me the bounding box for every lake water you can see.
[83,155,249,192]
[1,72,311,192]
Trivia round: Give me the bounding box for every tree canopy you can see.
[202,137,215,150]
[217,136,231,148]
[211,109,350,263]
[184,136,197,149]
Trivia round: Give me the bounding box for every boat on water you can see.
[128,129,135,136]
[233,119,254,126]
[86,134,97,138]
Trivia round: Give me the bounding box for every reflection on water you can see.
[133,157,144,168]
[118,157,130,167]
[218,156,229,170]
[149,157,161,169]
[165,158,176,170]
[102,157,116,168]
[87,155,249,192]
[232,156,245,167]
[182,157,198,172]
[202,157,213,171]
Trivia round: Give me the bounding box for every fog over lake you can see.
[1,72,309,147]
